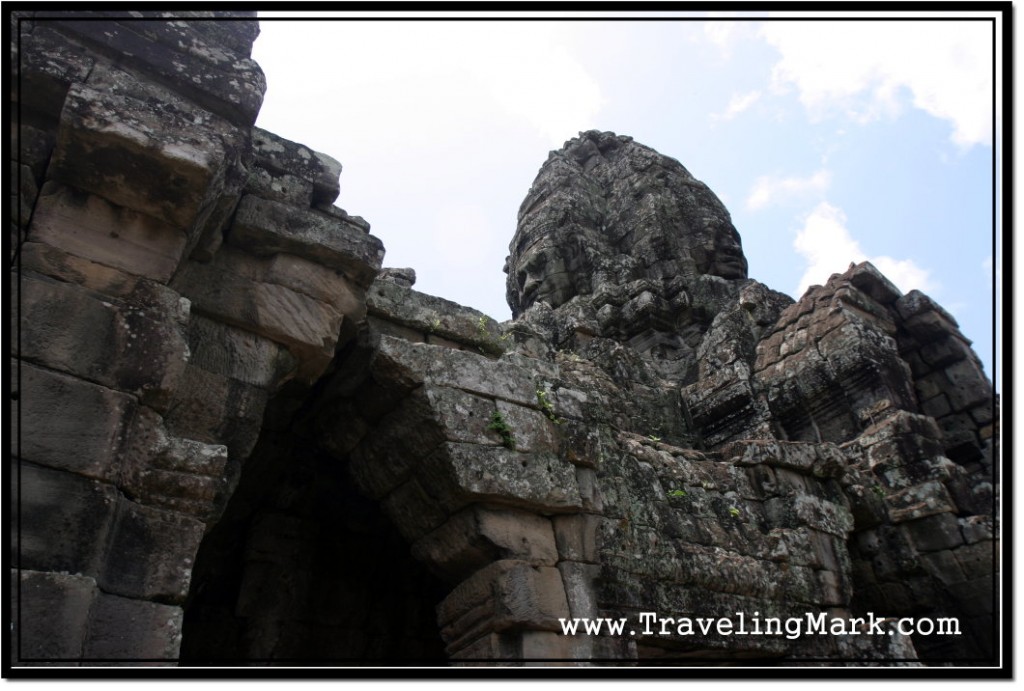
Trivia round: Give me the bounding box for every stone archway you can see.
[179,422,449,663]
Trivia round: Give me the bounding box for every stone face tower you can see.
[11,14,998,668]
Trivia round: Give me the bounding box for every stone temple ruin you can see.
[11,13,999,667]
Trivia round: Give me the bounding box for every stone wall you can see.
[12,12,382,664]
[11,15,998,668]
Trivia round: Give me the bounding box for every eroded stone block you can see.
[16,361,135,480]
[30,184,187,282]
[51,83,231,230]
[83,592,183,663]
[14,570,99,663]
[412,507,558,583]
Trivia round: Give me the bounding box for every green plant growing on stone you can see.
[428,317,442,334]
[871,484,886,498]
[536,388,564,424]
[648,435,662,442]
[668,489,687,498]
[728,506,741,518]
[487,410,516,450]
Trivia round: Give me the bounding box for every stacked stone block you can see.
[12,13,382,663]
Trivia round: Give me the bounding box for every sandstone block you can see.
[19,241,145,299]
[50,17,265,125]
[17,273,121,385]
[944,577,994,614]
[30,184,187,282]
[379,478,451,543]
[14,570,99,663]
[50,83,231,230]
[367,279,504,355]
[419,442,583,515]
[16,26,94,119]
[952,541,996,581]
[557,561,600,620]
[495,399,560,453]
[422,385,504,447]
[121,407,229,520]
[959,515,994,545]
[919,334,973,369]
[266,252,364,317]
[18,272,190,411]
[895,289,959,325]
[901,512,964,553]
[371,335,540,407]
[846,261,903,305]
[186,314,295,390]
[552,515,598,565]
[252,128,341,206]
[437,560,571,651]
[13,121,56,184]
[173,246,344,379]
[16,462,118,576]
[349,393,445,499]
[230,195,383,286]
[16,361,135,480]
[918,549,967,585]
[412,507,558,583]
[920,393,952,419]
[942,357,992,411]
[245,165,314,206]
[99,498,205,603]
[83,592,183,663]
[884,480,957,523]
[162,362,268,458]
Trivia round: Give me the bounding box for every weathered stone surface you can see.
[18,271,190,410]
[420,443,583,515]
[230,194,383,286]
[437,560,571,652]
[12,15,997,667]
[16,26,95,120]
[17,362,135,480]
[100,499,205,603]
[46,15,266,125]
[16,461,119,576]
[50,83,235,230]
[371,335,541,407]
[14,570,99,663]
[252,128,341,206]
[30,184,188,281]
[83,593,183,663]
[412,507,558,583]
[172,245,346,380]
[368,279,505,355]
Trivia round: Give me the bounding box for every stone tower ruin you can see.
[10,12,999,668]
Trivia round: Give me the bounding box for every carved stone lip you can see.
[521,278,540,308]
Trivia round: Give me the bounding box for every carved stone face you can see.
[514,238,575,312]
[702,218,748,280]
[507,132,749,320]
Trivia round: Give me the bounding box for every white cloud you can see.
[702,16,761,58]
[793,202,936,296]
[746,169,831,210]
[481,33,604,146]
[253,22,603,151]
[714,89,762,122]
[760,21,993,149]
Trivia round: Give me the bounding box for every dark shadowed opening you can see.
[179,392,448,665]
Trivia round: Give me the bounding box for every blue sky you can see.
[251,11,1001,385]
